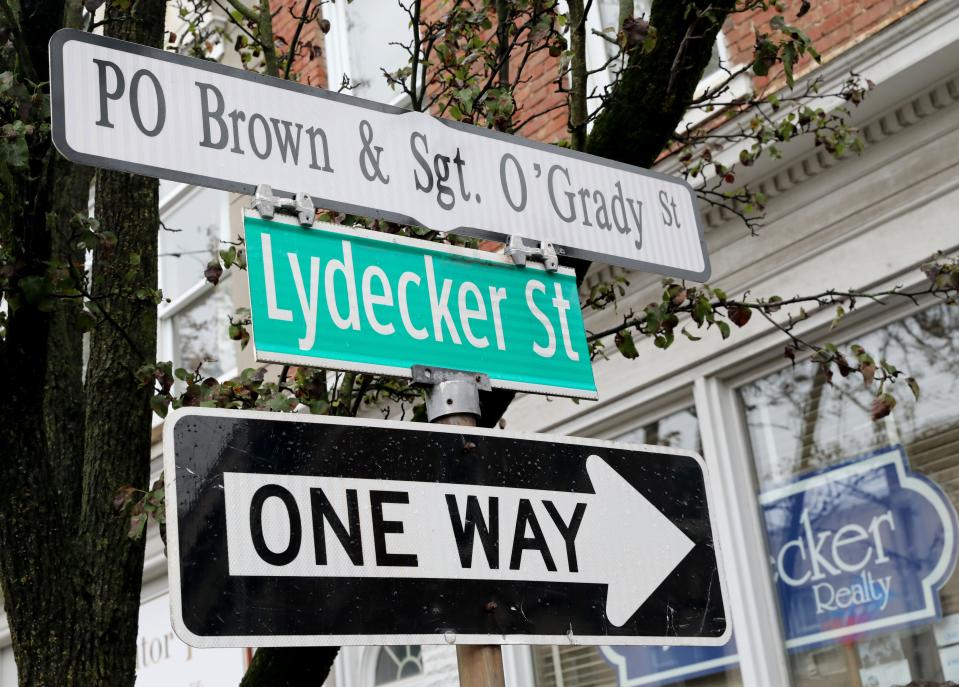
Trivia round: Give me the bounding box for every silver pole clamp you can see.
[253,184,315,227]
[412,365,491,422]
[505,235,560,272]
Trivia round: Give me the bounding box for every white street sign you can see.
[50,29,711,279]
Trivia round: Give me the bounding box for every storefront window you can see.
[740,303,959,686]
[534,407,742,687]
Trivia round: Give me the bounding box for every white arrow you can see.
[222,455,695,626]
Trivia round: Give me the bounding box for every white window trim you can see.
[157,184,235,381]
[320,1,353,95]
[694,375,789,686]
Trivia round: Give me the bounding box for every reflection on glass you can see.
[173,287,237,378]
[374,645,422,684]
[617,407,702,454]
[740,303,959,686]
[159,188,225,301]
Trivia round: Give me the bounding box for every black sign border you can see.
[164,407,732,648]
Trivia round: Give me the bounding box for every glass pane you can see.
[537,407,741,687]
[173,287,237,378]
[159,188,227,301]
[374,645,422,685]
[740,303,959,686]
[533,645,617,687]
[617,406,702,453]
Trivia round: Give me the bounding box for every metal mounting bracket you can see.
[504,235,559,272]
[411,365,490,422]
[252,184,315,227]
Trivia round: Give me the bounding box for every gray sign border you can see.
[49,28,711,280]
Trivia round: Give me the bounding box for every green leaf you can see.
[129,512,147,540]
[692,297,712,326]
[871,393,897,421]
[716,321,731,340]
[614,330,639,359]
[150,395,169,418]
[19,275,50,306]
[76,309,97,333]
[782,43,797,88]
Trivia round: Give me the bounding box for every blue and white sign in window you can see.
[762,445,957,649]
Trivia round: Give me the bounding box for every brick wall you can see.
[269,2,327,87]
[374,0,570,146]
[723,0,931,89]
[268,0,932,140]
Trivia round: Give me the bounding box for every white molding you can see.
[694,376,790,686]
[700,71,959,230]
[503,646,537,687]
[665,0,959,230]
[320,2,351,93]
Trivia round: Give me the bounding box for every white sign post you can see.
[50,29,711,279]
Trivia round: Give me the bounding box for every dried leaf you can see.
[727,304,752,328]
[871,393,896,421]
[204,260,223,286]
[906,377,920,400]
[113,485,137,512]
[861,362,876,387]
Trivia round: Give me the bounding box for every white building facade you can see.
[2,2,959,686]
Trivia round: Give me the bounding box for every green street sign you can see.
[245,214,597,398]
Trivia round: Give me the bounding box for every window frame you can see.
[157,182,238,383]
[372,645,425,685]
[320,1,414,107]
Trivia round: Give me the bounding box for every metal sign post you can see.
[414,365,505,687]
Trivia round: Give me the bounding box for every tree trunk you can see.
[71,0,166,682]
[588,0,734,167]
[240,647,340,686]
[0,0,90,679]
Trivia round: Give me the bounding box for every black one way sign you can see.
[164,408,729,648]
